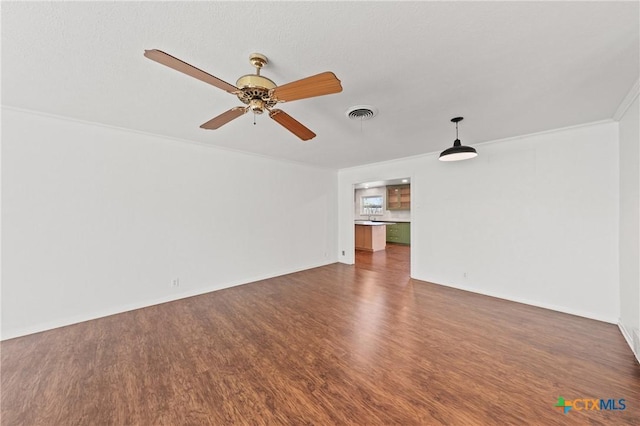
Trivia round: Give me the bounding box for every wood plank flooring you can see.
[2,245,639,425]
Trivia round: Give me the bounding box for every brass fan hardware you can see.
[235,53,277,114]
[143,49,343,141]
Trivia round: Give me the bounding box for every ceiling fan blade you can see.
[269,109,316,141]
[200,107,247,129]
[271,72,342,102]
[144,49,238,94]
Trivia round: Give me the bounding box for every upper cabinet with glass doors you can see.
[386,185,410,210]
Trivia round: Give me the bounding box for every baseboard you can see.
[413,278,618,324]
[1,259,337,341]
[618,322,640,365]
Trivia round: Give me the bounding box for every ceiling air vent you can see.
[346,105,378,120]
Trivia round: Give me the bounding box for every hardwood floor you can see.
[355,242,411,276]
[2,246,639,425]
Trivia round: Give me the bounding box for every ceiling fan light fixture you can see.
[439,117,477,162]
[249,99,266,114]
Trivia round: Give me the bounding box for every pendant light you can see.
[439,117,478,161]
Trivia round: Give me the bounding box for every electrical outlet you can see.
[342,250,345,256]
[463,272,467,278]
[171,278,180,288]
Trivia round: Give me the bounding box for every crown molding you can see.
[1,105,335,171]
[613,78,640,121]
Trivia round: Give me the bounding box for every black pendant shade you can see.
[439,117,477,161]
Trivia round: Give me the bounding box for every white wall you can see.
[339,121,620,323]
[1,107,338,339]
[618,93,640,359]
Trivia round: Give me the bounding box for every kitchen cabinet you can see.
[387,185,410,210]
[386,223,410,245]
[355,225,387,252]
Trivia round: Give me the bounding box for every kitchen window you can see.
[361,195,384,215]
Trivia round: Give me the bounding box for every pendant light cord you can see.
[452,117,463,146]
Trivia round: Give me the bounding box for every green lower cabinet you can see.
[386,222,410,245]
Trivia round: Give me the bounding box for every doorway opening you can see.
[353,177,411,275]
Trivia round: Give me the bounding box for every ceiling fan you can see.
[143,50,343,141]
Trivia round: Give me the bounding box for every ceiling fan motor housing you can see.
[235,75,277,113]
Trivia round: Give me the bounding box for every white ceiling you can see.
[2,1,638,169]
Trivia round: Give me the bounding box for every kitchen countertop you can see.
[354,221,396,226]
